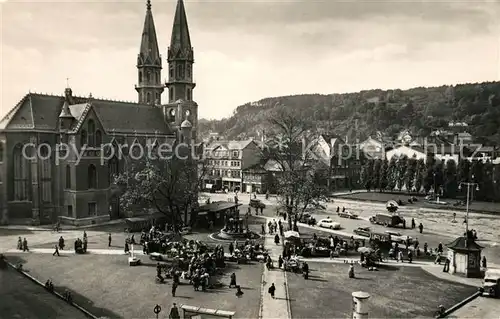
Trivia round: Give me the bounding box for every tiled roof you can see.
[206,139,255,150]
[0,92,172,135]
[446,236,483,251]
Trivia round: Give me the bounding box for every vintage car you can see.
[249,199,266,209]
[338,211,358,219]
[353,227,371,237]
[318,218,341,230]
[483,269,500,298]
[298,213,316,225]
[385,231,412,244]
[369,213,405,228]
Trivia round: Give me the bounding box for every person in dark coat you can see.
[411,218,416,229]
[108,233,112,247]
[274,234,280,245]
[169,303,180,319]
[268,283,276,298]
[482,256,487,268]
[302,262,309,279]
[418,223,423,234]
[229,242,234,255]
[58,236,65,250]
[235,285,244,297]
[278,255,283,269]
[229,273,237,288]
[124,241,130,254]
[22,238,29,252]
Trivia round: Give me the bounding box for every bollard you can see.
[352,291,370,319]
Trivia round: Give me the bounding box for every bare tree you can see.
[114,148,211,230]
[264,105,329,229]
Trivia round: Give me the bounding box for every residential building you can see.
[202,139,262,192]
[0,0,198,225]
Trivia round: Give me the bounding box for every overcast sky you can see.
[1,0,499,120]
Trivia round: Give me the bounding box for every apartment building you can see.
[202,139,261,192]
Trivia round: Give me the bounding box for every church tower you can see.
[166,0,195,103]
[136,0,164,105]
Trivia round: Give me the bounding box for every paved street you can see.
[450,296,500,318]
[259,217,290,319]
[203,192,500,265]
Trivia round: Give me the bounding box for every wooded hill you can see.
[199,81,500,144]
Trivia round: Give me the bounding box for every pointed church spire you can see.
[168,0,193,61]
[139,0,160,65]
[136,0,164,105]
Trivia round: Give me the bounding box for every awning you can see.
[284,230,300,240]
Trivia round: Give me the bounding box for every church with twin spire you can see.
[0,0,198,225]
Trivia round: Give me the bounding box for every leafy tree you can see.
[423,154,436,193]
[414,158,425,193]
[396,155,408,191]
[433,160,445,196]
[443,159,458,198]
[115,153,208,230]
[469,160,484,200]
[379,159,389,191]
[372,159,382,191]
[387,156,398,190]
[482,160,495,201]
[405,156,417,192]
[457,159,470,183]
[361,159,375,191]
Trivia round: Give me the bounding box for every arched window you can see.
[169,66,174,79]
[66,165,71,189]
[187,65,192,79]
[95,130,102,146]
[187,88,192,101]
[39,144,52,203]
[88,164,97,189]
[148,71,152,82]
[108,157,119,185]
[13,144,31,200]
[87,120,95,147]
[139,71,143,83]
[80,130,87,146]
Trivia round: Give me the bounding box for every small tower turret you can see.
[59,87,75,131]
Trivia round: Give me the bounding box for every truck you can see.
[482,268,500,298]
[369,213,405,228]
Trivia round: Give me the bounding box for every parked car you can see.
[298,213,316,225]
[385,231,412,244]
[353,227,371,237]
[369,213,405,228]
[249,199,266,209]
[338,211,358,219]
[483,269,500,298]
[318,218,341,230]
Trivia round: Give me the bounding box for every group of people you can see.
[16,237,29,252]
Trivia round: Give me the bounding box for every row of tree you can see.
[360,155,500,202]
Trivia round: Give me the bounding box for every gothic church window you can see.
[108,157,119,185]
[96,130,102,146]
[148,71,152,82]
[169,66,174,79]
[81,130,87,146]
[13,144,31,201]
[88,120,95,147]
[40,144,52,203]
[139,71,143,83]
[88,164,97,189]
[66,165,71,189]
[187,65,192,78]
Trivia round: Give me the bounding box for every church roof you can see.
[0,92,172,135]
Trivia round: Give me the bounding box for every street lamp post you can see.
[458,179,479,241]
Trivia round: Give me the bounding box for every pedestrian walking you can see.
[268,283,276,299]
[411,218,416,229]
[171,281,178,297]
[169,303,180,319]
[53,244,60,256]
[235,285,244,297]
[278,255,283,269]
[482,256,487,268]
[108,233,112,247]
[274,234,280,245]
[22,238,29,252]
[418,223,423,234]
[229,273,237,288]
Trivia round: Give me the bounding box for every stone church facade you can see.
[0,0,198,225]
